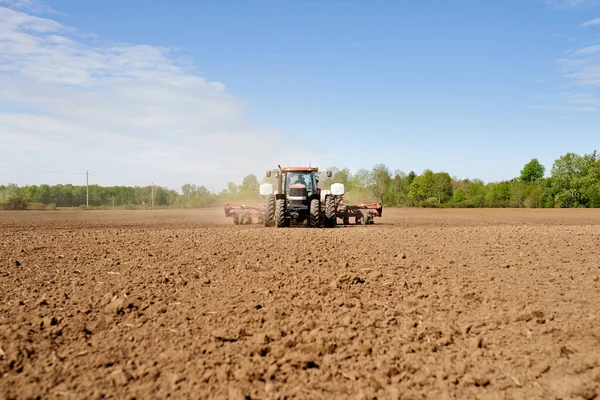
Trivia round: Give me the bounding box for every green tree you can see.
[227,182,238,194]
[520,158,545,183]
[551,151,598,207]
[452,187,466,204]
[434,172,453,203]
[510,180,527,208]
[408,170,436,205]
[466,179,485,207]
[38,184,52,204]
[5,184,27,210]
[485,181,511,207]
[407,171,417,185]
[239,174,259,193]
[392,170,409,206]
[352,169,372,190]
[370,164,392,204]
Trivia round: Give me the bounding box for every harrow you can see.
[335,200,383,225]
[223,204,264,225]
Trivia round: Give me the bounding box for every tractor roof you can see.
[280,167,319,172]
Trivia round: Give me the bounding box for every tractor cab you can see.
[285,171,318,203]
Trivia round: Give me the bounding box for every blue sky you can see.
[1,0,599,192]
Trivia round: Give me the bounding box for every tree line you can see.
[2,150,599,209]
[319,151,600,208]
[0,175,265,210]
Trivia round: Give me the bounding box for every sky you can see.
[0,0,599,193]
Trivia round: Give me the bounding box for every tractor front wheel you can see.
[275,199,289,228]
[309,199,321,228]
[324,196,336,228]
[263,195,276,227]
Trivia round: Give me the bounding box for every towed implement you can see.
[331,200,383,225]
[223,203,263,225]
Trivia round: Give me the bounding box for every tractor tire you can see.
[309,199,321,228]
[263,195,276,227]
[233,213,240,225]
[324,196,336,228]
[275,199,288,228]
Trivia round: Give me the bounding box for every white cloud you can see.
[0,6,323,191]
[582,17,600,26]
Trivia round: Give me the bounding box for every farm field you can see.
[1,208,600,399]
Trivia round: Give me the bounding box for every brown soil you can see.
[1,208,600,399]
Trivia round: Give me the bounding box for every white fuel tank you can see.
[259,183,273,196]
[330,183,345,196]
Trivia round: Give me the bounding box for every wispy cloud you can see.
[544,16,600,112]
[563,92,600,104]
[526,92,599,112]
[0,6,319,190]
[524,104,597,112]
[544,0,597,9]
[0,0,54,14]
[575,44,600,55]
[582,17,600,26]
[557,48,600,86]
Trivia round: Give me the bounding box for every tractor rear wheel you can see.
[263,195,276,227]
[324,196,336,228]
[275,199,288,228]
[309,199,321,228]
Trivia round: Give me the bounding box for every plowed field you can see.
[1,209,600,399]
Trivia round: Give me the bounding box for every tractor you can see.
[262,165,330,228]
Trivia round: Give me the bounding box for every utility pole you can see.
[151,181,154,208]
[86,171,89,207]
